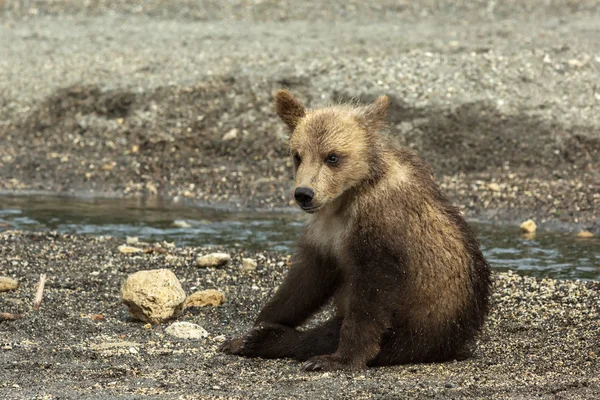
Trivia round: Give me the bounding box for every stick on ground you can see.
[33,273,47,311]
[0,312,24,321]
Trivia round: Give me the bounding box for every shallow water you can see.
[0,195,598,280]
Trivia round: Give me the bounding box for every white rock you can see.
[118,244,144,254]
[487,182,501,192]
[222,128,238,141]
[165,322,209,340]
[213,335,227,343]
[196,253,231,268]
[0,276,18,292]
[91,341,141,351]
[240,258,257,272]
[173,220,192,228]
[121,269,186,324]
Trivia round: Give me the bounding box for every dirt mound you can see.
[17,78,291,158]
[333,91,600,176]
[26,85,137,132]
[15,79,600,177]
[1,77,598,226]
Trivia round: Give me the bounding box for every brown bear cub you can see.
[219,90,492,371]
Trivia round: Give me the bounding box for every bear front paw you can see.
[218,337,245,355]
[242,322,297,357]
[219,323,299,359]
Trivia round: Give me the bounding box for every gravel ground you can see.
[0,2,599,398]
[0,0,599,233]
[0,231,599,399]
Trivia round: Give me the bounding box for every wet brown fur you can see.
[219,90,492,371]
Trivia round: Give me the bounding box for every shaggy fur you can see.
[219,90,492,371]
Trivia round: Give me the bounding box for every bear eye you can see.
[325,153,339,165]
[293,152,302,166]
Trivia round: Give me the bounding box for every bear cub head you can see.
[274,90,390,213]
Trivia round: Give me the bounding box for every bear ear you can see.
[360,95,390,130]
[359,96,390,131]
[274,90,306,131]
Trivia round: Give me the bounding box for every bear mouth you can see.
[300,205,321,214]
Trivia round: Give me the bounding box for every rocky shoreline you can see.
[1,1,599,234]
[0,231,598,399]
[1,1,599,398]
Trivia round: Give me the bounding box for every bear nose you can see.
[294,187,314,207]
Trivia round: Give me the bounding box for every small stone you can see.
[165,322,209,339]
[568,57,589,67]
[222,128,238,141]
[121,269,186,324]
[184,289,226,308]
[173,220,192,228]
[487,182,501,192]
[146,181,158,195]
[0,276,18,292]
[126,237,139,244]
[240,258,257,272]
[213,335,226,343]
[91,341,141,351]
[196,253,231,268]
[520,219,537,233]
[118,244,144,254]
[102,162,116,171]
[577,231,594,238]
[445,382,457,389]
[144,247,168,254]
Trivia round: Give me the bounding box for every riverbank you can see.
[1,1,599,234]
[1,1,599,397]
[0,230,598,399]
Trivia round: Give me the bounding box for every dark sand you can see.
[0,231,598,399]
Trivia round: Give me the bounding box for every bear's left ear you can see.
[274,90,306,132]
[360,95,390,131]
